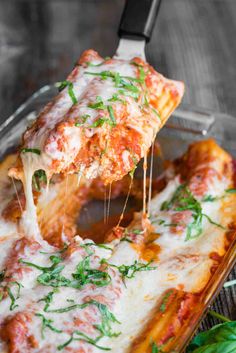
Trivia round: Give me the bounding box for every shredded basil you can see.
[160,184,224,241]
[81,243,113,252]
[58,80,77,105]
[85,70,140,96]
[21,148,41,155]
[36,313,62,339]
[75,114,90,127]
[71,255,111,288]
[151,341,161,353]
[89,117,113,128]
[225,188,236,194]
[159,290,174,312]
[107,105,116,126]
[58,331,111,351]
[7,281,23,311]
[88,96,106,110]
[32,169,47,191]
[19,253,111,289]
[39,292,120,338]
[101,259,156,280]
[87,96,116,127]
[151,107,161,119]
[202,195,219,202]
[108,94,125,103]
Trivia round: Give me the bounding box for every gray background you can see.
[0,0,235,331]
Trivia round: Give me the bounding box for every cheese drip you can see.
[21,154,47,243]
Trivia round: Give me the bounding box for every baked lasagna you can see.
[0,139,236,353]
[9,49,184,184]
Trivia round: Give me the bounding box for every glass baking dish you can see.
[0,84,236,353]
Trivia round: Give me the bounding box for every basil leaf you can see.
[186,321,236,353]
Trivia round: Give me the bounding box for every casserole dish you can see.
[0,84,235,352]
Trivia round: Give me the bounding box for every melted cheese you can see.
[0,154,235,352]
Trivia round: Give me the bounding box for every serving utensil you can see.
[115,0,162,60]
[115,0,215,135]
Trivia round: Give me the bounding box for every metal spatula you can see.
[115,0,215,135]
[115,0,162,61]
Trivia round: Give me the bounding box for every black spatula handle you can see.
[118,0,162,42]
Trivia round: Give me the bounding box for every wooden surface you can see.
[0,0,236,332]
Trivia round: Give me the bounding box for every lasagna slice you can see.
[0,139,235,353]
[9,49,184,184]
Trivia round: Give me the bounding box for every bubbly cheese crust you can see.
[0,139,236,353]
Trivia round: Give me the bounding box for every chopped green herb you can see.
[151,341,160,353]
[143,93,149,107]
[89,117,112,128]
[102,259,156,280]
[108,94,125,103]
[85,70,140,97]
[71,255,111,288]
[225,188,236,194]
[202,194,218,202]
[58,331,111,351]
[138,66,146,83]
[121,75,144,83]
[21,148,41,155]
[39,294,121,340]
[132,229,143,235]
[120,236,133,243]
[58,80,77,105]
[7,281,23,311]
[81,243,113,252]
[107,105,116,126]
[160,184,224,241]
[159,290,174,312]
[151,108,161,119]
[75,114,90,127]
[118,89,139,100]
[19,255,62,272]
[88,96,106,110]
[36,313,62,339]
[202,213,225,230]
[38,290,56,312]
[20,253,111,290]
[32,169,47,191]
[92,300,121,338]
[160,184,203,240]
[129,166,137,178]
